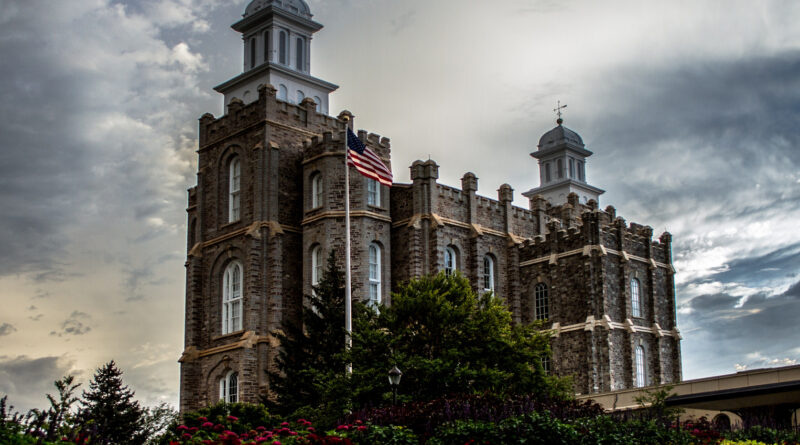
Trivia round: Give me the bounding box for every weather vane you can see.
[554,101,567,125]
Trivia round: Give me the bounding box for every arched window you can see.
[631,278,641,318]
[313,96,322,113]
[568,158,575,178]
[634,345,646,387]
[229,157,241,222]
[311,173,323,208]
[545,163,551,183]
[296,90,305,104]
[534,283,549,321]
[222,262,243,334]
[263,30,270,62]
[311,245,323,287]
[249,37,256,68]
[368,243,381,308]
[277,84,287,101]
[219,371,238,403]
[295,37,304,71]
[482,255,495,292]
[279,30,287,64]
[444,247,457,276]
[557,159,564,179]
[713,414,731,431]
[367,178,379,206]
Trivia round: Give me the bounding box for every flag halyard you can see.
[346,128,393,187]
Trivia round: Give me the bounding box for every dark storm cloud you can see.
[50,311,92,337]
[687,293,738,312]
[0,355,77,412]
[0,323,17,337]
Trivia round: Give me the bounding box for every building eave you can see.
[522,179,605,198]
[531,144,593,159]
[213,62,339,94]
[232,6,323,33]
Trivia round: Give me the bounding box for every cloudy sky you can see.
[1,0,798,411]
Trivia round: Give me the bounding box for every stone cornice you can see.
[519,245,674,272]
[179,331,280,363]
[549,315,680,339]
[301,210,391,225]
[188,220,302,257]
[391,213,529,243]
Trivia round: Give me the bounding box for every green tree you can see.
[266,250,353,418]
[25,375,81,442]
[77,360,145,444]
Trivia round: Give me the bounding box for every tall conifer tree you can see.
[78,360,144,445]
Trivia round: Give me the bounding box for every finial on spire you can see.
[554,101,567,125]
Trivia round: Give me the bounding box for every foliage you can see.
[142,402,180,444]
[724,425,800,444]
[633,383,684,426]
[77,360,146,444]
[267,250,354,422]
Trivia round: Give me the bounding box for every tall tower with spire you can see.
[213,0,338,113]
[523,110,604,206]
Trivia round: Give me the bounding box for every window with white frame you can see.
[311,173,323,208]
[631,278,642,317]
[277,84,287,101]
[279,30,287,64]
[557,159,564,179]
[311,245,323,288]
[295,37,304,71]
[296,90,304,104]
[545,163,551,183]
[577,161,585,181]
[229,157,241,222]
[634,345,646,387]
[482,255,494,292]
[541,356,551,374]
[313,96,321,113]
[534,283,549,321]
[367,178,379,206]
[222,262,243,334]
[444,247,457,276]
[569,158,575,178]
[219,371,238,403]
[249,37,256,68]
[368,243,381,308]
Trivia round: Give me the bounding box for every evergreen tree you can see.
[266,250,352,417]
[78,360,145,445]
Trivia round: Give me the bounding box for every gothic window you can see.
[222,262,243,334]
[219,371,238,403]
[534,283,549,321]
[229,157,241,222]
[545,163,551,183]
[313,96,322,113]
[279,30,287,64]
[577,161,585,181]
[250,37,256,68]
[296,90,305,104]
[368,243,381,308]
[557,159,564,179]
[444,246,457,276]
[631,278,642,318]
[482,255,495,292]
[367,178,379,206]
[296,37,304,71]
[634,345,646,387]
[569,158,575,178]
[311,245,323,287]
[311,173,323,208]
[277,84,287,101]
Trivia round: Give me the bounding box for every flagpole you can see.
[344,122,353,375]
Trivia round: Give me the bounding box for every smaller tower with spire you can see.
[523,105,604,206]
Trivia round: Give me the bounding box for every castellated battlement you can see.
[300,127,391,163]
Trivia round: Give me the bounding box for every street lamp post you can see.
[387,365,403,406]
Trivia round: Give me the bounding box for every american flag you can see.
[346,128,393,187]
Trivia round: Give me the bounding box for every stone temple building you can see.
[179,0,682,412]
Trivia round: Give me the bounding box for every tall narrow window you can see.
[635,345,646,387]
[222,262,243,334]
[569,158,575,178]
[295,37,304,71]
[229,158,241,222]
[277,84,287,101]
[263,30,270,62]
[219,371,238,403]
[368,243,381,307]
[279,31,287,64]
[557,159,564,179]
[367,178,379,206]
[631,278,641,317]
[311,173,323,208]
[296,90,304,104]
[444,247,457,276]
[482,255,494,292]
[250,37,256,68]
[545,163,551,182]
[534,283,549,321]
[577,161,585,181]
[311,245,322,287]
[313,96,322,113]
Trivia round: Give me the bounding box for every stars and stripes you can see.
[346,128,393,187]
